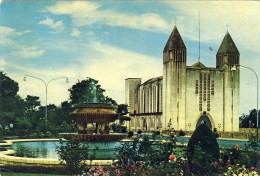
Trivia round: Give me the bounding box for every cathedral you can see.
[125,25,240,133]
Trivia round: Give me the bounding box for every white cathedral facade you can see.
[125,25,240,133]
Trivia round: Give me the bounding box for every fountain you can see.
[61,80,127,142]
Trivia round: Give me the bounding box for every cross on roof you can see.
[173,17,177,26]
[226,23,230,32]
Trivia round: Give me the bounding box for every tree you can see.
[25,95,41,112]
[0,72,19,97]
[240,109,259,128]
[117,104,128,115]
[25,95,41,122]
[117,104,131,127]
[0,72,26,136]
[68,77,116,105]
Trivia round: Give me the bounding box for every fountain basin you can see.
[64,102,127,141]
[71,103,118,122]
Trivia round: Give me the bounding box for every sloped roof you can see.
[217,32,239,54]
[143,76,163,85]
[163,26,186,52]
[191,62,207,68]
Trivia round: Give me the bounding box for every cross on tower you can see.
[226,23,230,32]
[173,17,177,26]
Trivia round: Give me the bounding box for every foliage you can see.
[221,142,259,170]
[0,71,19,97]
[223,164,259,176]
[245,135,260,152]
[110,123,127,133]
[1,165,66,175]
[0,72,26,136]
[137,129,142,134]
[25,95,40,112]
[187,123,220,175]
[56,139,95,175]
[68,77,116,105]
[15,119,33,137]
[117,104,128,115]
[190,145,223,175]
[107,134,191,175]
[117,135,176,164]
[240,109,259,128]
[128,131,134,138]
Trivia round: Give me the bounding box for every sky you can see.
[0,1,259,116]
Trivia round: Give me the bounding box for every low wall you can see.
[160,129,258,140]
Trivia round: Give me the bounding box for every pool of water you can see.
[12,141,121,160]
[11,137,249,159]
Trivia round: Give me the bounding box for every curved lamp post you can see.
[231,65,258,142]
[23,75,69,125]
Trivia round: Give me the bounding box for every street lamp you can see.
[232,64,259,142]
[23,75,69,125]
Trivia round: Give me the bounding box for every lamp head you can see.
[231,65,237,71]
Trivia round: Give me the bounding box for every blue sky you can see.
[0,1,259,115]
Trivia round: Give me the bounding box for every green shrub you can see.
[56,139,97,175]
[187,123,220,175]
[110,123,127,133]
[128,131,134,138]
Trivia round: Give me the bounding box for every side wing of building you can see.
[125,77,163,131]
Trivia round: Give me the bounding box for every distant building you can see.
[125,25,240,132]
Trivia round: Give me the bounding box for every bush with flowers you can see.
[56,131,260,176]
[105,133,191,176]
[223,164,259,176]
[221,135,260,169]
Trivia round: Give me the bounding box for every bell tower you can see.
[163,25,187,130]
[216,31,240,132]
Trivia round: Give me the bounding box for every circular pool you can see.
[12,141,122,160]
[10,137,249,159]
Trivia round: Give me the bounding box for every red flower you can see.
[234,144,239,150]
[169,154,176,161]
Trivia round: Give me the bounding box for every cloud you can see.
[0,26,23,36]
[46,1,100,15]
[45,1,169,33]
[166,1,260,51]
[12,47,45,59]
[70,28,81,37]
[13,40,162,105]
[23,30,32,33]
[38,17,64,31]
[73,42,162,103]
[0,26,45,59]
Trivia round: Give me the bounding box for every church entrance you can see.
[196,115,212,129]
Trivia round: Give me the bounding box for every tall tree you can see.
[0,72,19,97]
[240,109,259,128]
[25,95,41,111]
[0,72,25,135]
[68,77,116,105]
